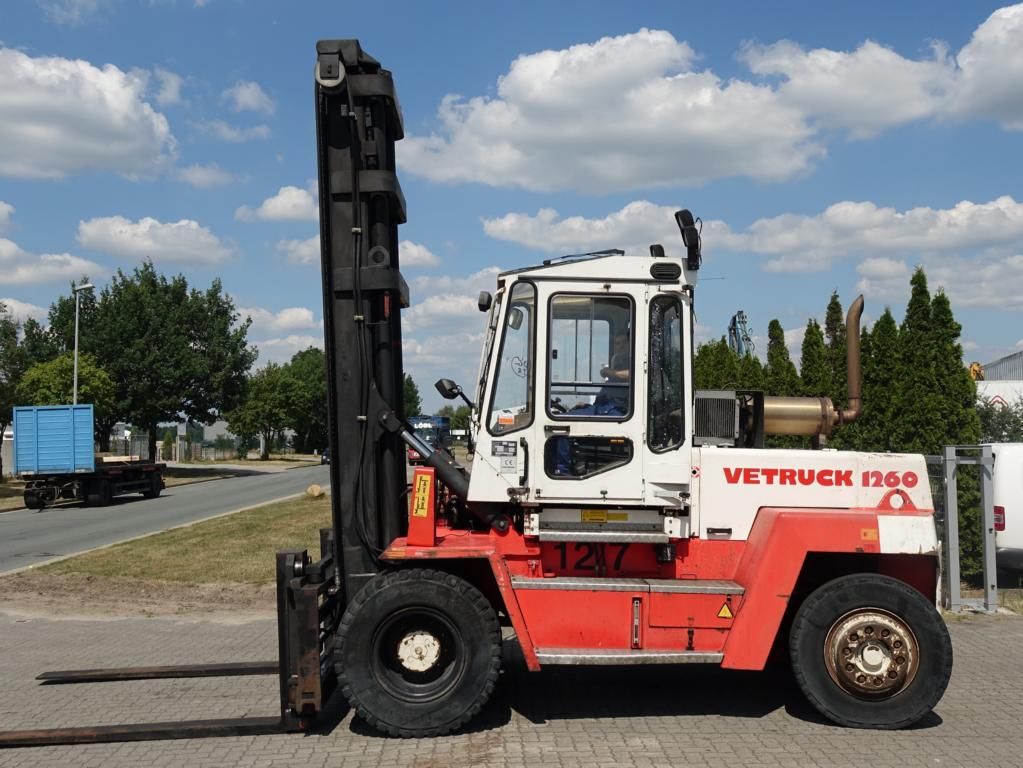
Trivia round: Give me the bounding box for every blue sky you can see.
[2,0,1022,410]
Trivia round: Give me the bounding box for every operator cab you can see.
[467,249,695,526]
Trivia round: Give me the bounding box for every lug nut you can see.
[846,664,854,672]
[849,633,859,642]
[865,626,874,635]
[874,677,883,686]
[888,671,898,679]
[896,656,905,665]
[842,648,852,657]
[893,640,903,649]
[881,629,890,638]
[856,674,866,683]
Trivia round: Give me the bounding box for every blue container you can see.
[13,405,95,475]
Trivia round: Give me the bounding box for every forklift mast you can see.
[314,40,408,603]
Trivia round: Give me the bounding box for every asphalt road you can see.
[0,464,330,574]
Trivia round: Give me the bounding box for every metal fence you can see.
[928,446,998,613]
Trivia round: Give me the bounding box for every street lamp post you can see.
[72,282,94,405]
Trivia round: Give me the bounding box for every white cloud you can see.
[195,119,270,143]
[253,334,323,364]
[400,29,820,193]
[77,215,232,264]
[0,201,13,233]
[741,40,954,139]
[402,10,1023,192]
[223,80,275,115]
[0,297,48,322]
[855,257,911,298]
[276,236,320,265]
[949,4,1023,130]
[0,48,175,179]
[484,200,742,256]
[0,237,103,286]
[487,196,1023,273]
[175,163,236,188]
[236,185,317,222]
[240,306,320,336]
[400,240,440,267]
[153,68,183,106]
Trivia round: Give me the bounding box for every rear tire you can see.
[790,573,952,729]
[335,568,501,737]
[143,472,162,499]
[87,480,112,507]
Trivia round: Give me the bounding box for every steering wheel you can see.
[550,397,567,414]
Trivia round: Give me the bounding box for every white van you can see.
[989,443,1023,572]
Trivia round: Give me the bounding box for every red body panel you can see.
[381,504,938,671]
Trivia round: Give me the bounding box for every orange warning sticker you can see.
[860,528,879,542]
[717,603,734,620]
[411,473,433,518]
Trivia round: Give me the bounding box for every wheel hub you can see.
[824,608,918,699]
[397,630,442,672]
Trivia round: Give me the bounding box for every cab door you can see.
[530,287,645,503]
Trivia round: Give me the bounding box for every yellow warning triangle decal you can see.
[717,603,734,619]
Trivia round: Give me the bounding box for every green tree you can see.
[930,290,983,578]
[824,291,847,409]
[285,347,328,453]
[764,319,799,396]
[16,353,116,443]
[855,310,900,452]
[978,398,1023,442]
[185,279,257,426]
[19,318,57,368]
[436,404,472,430]
[161,428,176,461]
[693,338,740,390]
[226,363,302,460]
[404,373,422,417]
[0,303,22,480]
[88,263,255,459]
[892,269,940,454]
[799,319,831,397]
[46,278,98,355]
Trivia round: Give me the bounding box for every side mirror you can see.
[478,291,493,312]
[674,209,702,271]
[435,378,461,400]
[508,307,524,331]
[434,378,476,409]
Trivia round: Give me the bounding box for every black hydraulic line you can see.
[37,661,278,684]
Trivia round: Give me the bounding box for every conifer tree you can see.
[892,269,939,454]
[824,291,847,409]
[765,319,799,396]
[857,310,899,452]
[799,318,830,397]
[930,290,983,578]
[693,338,740,390]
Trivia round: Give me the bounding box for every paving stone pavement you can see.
[0,611,1021,768]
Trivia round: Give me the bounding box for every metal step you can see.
[537,530,669,543]
[536,648,723,665]
[511,575,745,594]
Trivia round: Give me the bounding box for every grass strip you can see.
[39,495,331,585]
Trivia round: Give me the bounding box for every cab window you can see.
[548,294,633,419]
[487,282,536,434]
[648,294,684,451]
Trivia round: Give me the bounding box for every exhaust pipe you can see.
[763,295,864,437]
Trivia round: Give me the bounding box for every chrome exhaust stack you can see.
[763,295,864,438]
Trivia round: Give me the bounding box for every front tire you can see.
[336,568,501,737]
[790,573,952,729]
